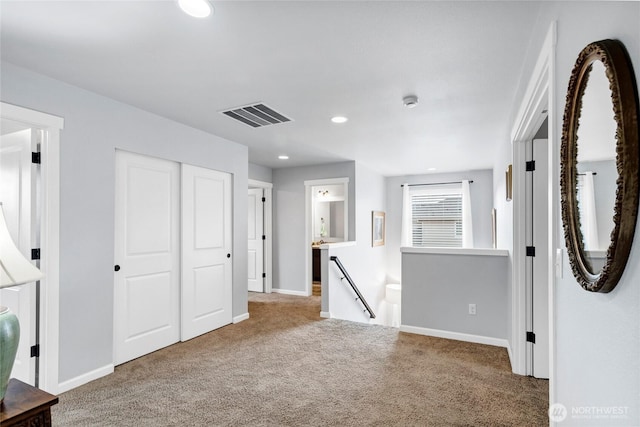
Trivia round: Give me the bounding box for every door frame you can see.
[1,102,63,395]
[304,177,349,297]
[248,179,272,293]
[510,21,556,396]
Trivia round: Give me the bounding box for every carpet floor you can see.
[52,293,548,426]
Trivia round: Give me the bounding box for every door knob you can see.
[114,265,121,272]
[227,253,231,258]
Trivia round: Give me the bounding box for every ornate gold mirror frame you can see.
[561,39,639,292]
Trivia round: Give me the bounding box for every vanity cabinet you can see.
[312,247,321,282]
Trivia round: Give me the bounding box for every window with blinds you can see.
[411,188,463,247]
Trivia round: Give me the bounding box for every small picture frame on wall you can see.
[506,164,513,201]
[372,211,385,247]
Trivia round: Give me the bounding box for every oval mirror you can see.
[561,39,639,293]
[575,60,617,275]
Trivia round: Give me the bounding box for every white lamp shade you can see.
[0,205,43,288]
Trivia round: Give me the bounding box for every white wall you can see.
[1,62,249,385]
[249,162,273,183]
[492,136,514,356]
[401,250,508,343]
[385,169,494,283]
[505,2,640,425]
[323,162,389,325]
[354,162,388,323]
[272,162,355,293]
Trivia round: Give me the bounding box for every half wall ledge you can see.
[401,247,508,257]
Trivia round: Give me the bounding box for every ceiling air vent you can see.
[221,103,292,128]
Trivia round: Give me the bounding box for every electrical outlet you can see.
[468,304,476,315]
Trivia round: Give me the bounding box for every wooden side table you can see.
[0,378,59,427]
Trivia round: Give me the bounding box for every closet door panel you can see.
[114,151,180,365]
[181,164,232,341]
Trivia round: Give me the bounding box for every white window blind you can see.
[411,186,463,248]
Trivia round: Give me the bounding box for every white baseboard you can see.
[320,311,331,318]
[399,325,509,348]
[271,288,308,297]
[57,363,114,394]
[233,313,250,324]
[506,342,514,370]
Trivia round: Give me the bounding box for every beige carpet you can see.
[52,293,548,426]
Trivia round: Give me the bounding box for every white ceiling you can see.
[0,1,543,176]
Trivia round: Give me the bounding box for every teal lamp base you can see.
[0,306,20,402]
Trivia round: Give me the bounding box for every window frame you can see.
[409,185,464,248]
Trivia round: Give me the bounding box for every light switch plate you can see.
[556,248,563,278]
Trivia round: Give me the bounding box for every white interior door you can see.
[525,138,549,379]
[114,150,180,365]
[181,164,232,341]
[0,128,37,385]
[247,188,264,293]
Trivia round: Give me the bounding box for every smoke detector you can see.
[403,95,419,108]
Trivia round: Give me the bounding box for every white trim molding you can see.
[303,177,349,187]
[399,325,509,349]
[510,22,556,144]
[271,288,308,297]
[233,313,250,324]
[248,179,273,189]
[57,364,114,394]
[508,21,557,404]
[1,102,63,395]
[320,311,331,318]
[0,103,64,130]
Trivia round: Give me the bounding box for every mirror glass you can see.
[314,200,345,240]
[312,184,346,242]
[575,60,617,274]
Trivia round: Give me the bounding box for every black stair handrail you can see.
[329,256,376,319]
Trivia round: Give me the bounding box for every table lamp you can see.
[0,202,43,402]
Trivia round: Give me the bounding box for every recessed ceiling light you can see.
[428,167,437,172]
[178,0,213,18]
[331,116,348,124]
[278,155,289,160]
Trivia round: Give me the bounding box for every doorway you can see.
[247,179,272,294]
[248,188,264,293]
[304,178,349,296]
[509,24,556,387]
[0,103,63,394]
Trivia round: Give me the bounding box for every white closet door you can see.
[0,128,37,384]
[181,164,232,341]
[114,151,180,365]
[247,188,264,292]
